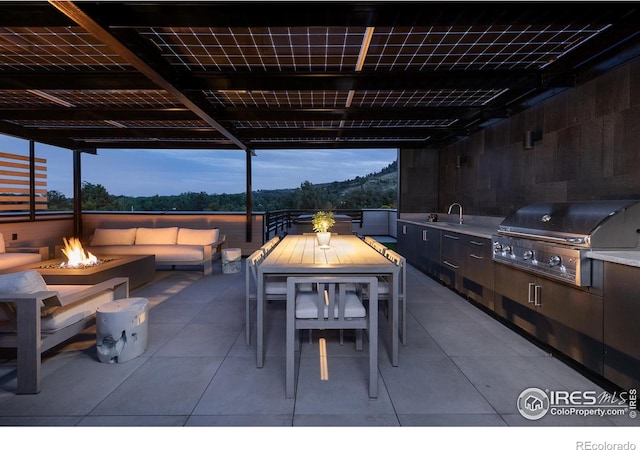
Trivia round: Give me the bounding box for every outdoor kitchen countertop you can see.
[586,250,640,268]
[398,214,502,239]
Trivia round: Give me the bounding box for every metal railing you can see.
[264,209,363,242]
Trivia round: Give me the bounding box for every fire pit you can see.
[0,237,156,289]
[3,252,156,290]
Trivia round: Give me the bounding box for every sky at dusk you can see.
[0,134,398,197]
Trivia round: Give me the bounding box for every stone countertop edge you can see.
[586,251,640,268]
[398,214,502,239]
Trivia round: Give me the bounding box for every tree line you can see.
[46,160,398,212]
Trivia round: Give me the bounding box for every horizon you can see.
[0,134,398,197]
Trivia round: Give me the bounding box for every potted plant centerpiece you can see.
[312,210,335,248]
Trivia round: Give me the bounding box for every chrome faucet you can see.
[447,203,463,225]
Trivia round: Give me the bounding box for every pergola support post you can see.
[246,149,253,242]
[73,150,82,238]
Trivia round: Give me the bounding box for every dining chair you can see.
[245,249,288,345]
[384,249,407,346]
[360,247,407,346]
[245,247,304,345]
[286,276,379,399]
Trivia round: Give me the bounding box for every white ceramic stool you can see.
[96,297,149,363]
[222,247,242,274]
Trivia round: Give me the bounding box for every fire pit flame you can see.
[61,237,99,268]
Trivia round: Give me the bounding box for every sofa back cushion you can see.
[90,228,137,246]
[0,270,48,294]
[0,270,58,313]
[177,228,219,246]
[0,232,5,253]
[135,227,179,245]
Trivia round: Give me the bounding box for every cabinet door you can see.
[463,236,494,309]
[494,263,538,335]
[495,264,603,375]
[397,222,417,266]
[440,231,463,291]
[535,279,603,375]
[418,226,440,279]
[603,262,640,390]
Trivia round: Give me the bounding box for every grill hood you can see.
[497,199,640,248]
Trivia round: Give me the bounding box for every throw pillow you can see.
[135,227,179,245]
[177,228,219,245]
[90,228,137,246]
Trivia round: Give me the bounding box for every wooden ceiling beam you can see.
[48,0,247,151]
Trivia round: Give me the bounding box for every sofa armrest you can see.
[0,291,61,319]
[54,277,129,306]
[213,234,226,254]
[6,245,49,261]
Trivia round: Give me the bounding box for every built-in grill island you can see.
[491,200,640,389]
[492,199,640,286]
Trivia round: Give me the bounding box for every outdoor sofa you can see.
[0,232,48,272]
[85,226,226,276]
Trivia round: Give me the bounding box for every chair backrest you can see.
[245,249,264,299]
[261,236,280,255]
[364,236,387,256]
[384,249,406,298]
[287,276,377,326]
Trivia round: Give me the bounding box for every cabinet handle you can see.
[470,240,484,246]
[402,225,407,235]
[528,283,535,303]
[444,234,459,240]
[443,260,459,269]
[469,254,483,260]
[422,229,428,241]
[534,285,542,307]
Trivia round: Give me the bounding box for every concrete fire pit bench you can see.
[86,227,226,276]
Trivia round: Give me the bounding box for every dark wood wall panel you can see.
[429,55,640,217]
[398,147,439,213]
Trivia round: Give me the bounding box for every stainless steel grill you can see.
[492,200,640,286]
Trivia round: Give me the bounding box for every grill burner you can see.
[492,199,640,286]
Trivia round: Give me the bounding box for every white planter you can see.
[316,232,331,248]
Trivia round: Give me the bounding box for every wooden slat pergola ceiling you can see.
[1,1,640,153]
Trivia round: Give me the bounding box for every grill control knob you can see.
[493,242,502,252]
[503,245,512,254]
[549,255,561,266]
[523,250,534,260]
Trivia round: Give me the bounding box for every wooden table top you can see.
[259,234,396,274]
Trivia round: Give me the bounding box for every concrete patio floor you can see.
[1,260,637,441]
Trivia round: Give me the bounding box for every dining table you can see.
[256,233,400,368]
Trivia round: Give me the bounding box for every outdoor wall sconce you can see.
[524,129,543,149]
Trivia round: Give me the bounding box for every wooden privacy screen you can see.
[0,151,47,212]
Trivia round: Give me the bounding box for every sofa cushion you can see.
[85,244,205,262]
[0,252,42,271]
[41,289,113,332]
[0,232,5,253]
[135,227,178,245]
[90,228,137,246]
[177,228,219,246]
